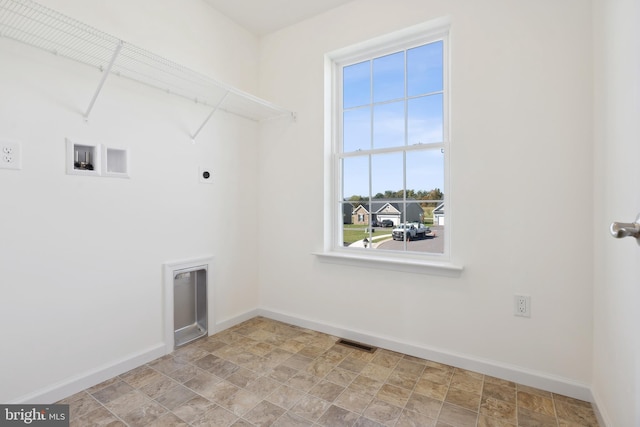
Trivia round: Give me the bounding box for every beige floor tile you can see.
[148,356,190,376]
[267,364,299,383]
[104,390,151,419]
[197,338,229,353]
[286,371,321,392]
[376,383,411,407]
[387,370,419,390]
[483,381,517,404]
[191,404,238,427]
[183,370,223,398]
[305,358,337,378]
[517,384,552,398]
[404,393,442,419]
[484,376,516,389]
[83,377,122,395]
[553,393,592,408]
[244,375,281,398]
[272,411,315,426]
[320,347,352,365]
[59,317,599,427]
[244,400,287,426]
[437,402,478,427]
[139,375,179,399]
[145,412,190,427]
[335,388,373,413]
[171,396,215,424]
[517,391,556,417]
[359,362,394,382]
[338,356,369,373]
[65,392,102,419]
[477,414,516,427]
[290,394,332,422]
[450,369,483,394]
[371,350,403,369]
[203,380,241,403]
[349,375,384,397]
[265,384,307,410]
[121,401,166,426]
[421,365,454,385]
[90,380,135,404]
[325,367,359,387]
[554,399,599,426]
[479,396,517,423]
[395,408,437,427]
[217,388,263,416]
[226,367,261,388]
[317,404,360,427]
[413,377,449,400]
[517,407,558,427]
[154,383,197,410]
[69,406,122,427]
[362,398,403,425]
[445,386,481,411]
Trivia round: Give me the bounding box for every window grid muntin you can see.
[334,32,448,258]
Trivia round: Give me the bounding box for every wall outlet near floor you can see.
[514,295,531,317]
[0,140,22,170]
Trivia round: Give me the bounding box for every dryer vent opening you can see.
[336,339,377,353]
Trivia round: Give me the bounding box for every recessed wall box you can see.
[66,139,101,176]
[102,146,129,178]
[163,256,213,352]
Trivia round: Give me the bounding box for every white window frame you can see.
[317,18,462,275]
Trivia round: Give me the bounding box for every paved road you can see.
[376,226,444,253]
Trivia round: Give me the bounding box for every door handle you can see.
[610,214,640,242]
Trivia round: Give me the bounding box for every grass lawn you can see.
[343,225,392,244]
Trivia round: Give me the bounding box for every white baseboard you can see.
[10,344,166,404]
[10,308,260,404]
[214,308,261,333]
[258,307,593,402]
[590,388,612,427]
[11,308,597,411]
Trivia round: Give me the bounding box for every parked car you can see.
[381,219,394,227]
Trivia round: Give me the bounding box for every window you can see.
[325,22,452,269]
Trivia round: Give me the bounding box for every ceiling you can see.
[202,0,355,36]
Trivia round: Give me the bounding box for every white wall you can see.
[592,0,640,425]
[0,0,261,403]
[5,0,632,418]
[258,0,594,397]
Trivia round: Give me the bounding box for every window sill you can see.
[313,251,463,277]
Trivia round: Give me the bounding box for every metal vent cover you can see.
[336,338,377,353]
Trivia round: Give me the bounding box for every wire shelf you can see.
[0,0,293,124]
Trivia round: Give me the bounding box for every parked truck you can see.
[391,223,431,241]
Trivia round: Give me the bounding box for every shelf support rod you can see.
[191,91,230,142]
[84,41,123,121]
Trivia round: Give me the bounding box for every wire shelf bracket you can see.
[0,0,295,132]
[191,91,229,142]
[84,40,122,121]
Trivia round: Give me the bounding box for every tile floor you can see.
[58,317,599,426]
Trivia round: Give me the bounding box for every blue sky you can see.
[342,41,444,199]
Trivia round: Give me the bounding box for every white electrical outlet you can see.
[0,140,22,170]
[514,295,531,317]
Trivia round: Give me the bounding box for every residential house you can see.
[351,200,424,226]
[433,202,445,225]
